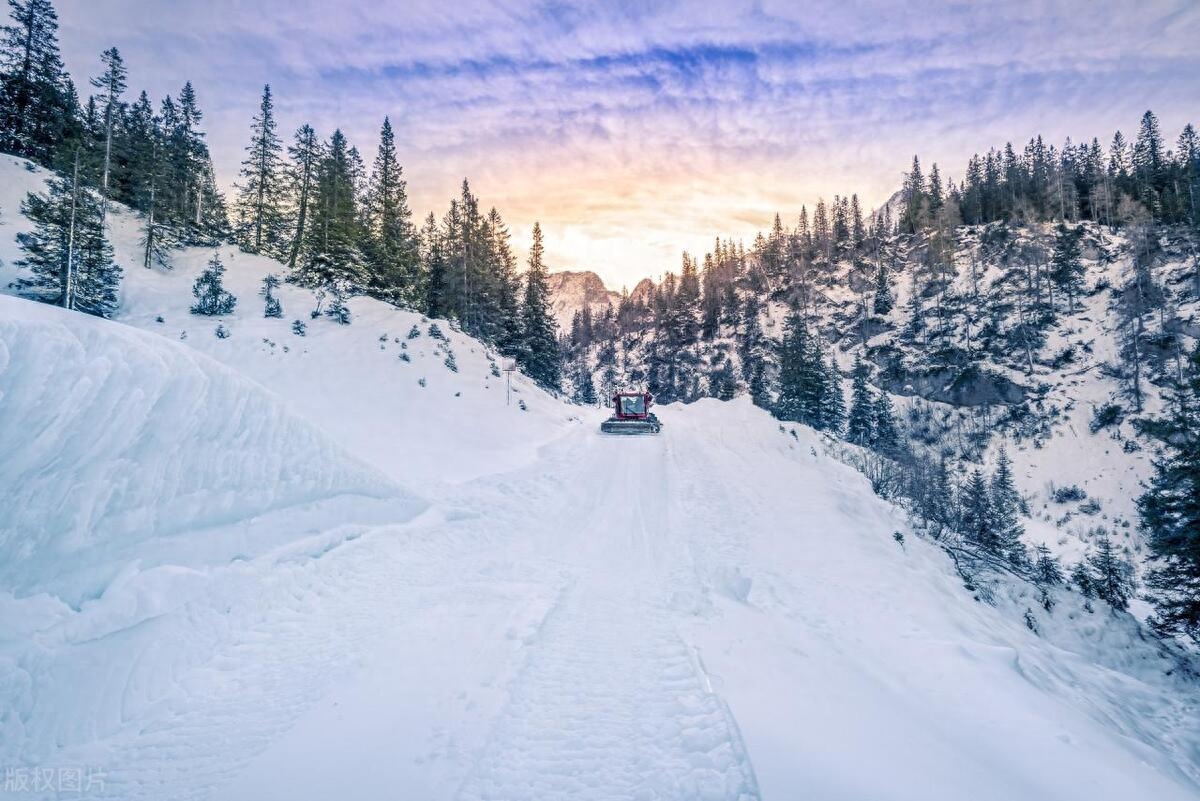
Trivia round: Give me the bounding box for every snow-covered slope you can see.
[0,296,414,605]
[0,155,578,487]
[1,155,1198,800]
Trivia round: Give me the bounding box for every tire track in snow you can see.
[454,432,760,801]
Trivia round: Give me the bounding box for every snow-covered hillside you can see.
[2,154,1199,800]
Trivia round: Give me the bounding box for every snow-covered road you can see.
[3,293,1199,800]
[217,409,1199,801]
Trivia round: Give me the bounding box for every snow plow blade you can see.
[600,416,661,435]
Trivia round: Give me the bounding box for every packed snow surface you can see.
[0,155,1198,799]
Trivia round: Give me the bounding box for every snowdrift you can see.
[0,294,417,604]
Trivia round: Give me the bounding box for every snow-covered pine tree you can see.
[261,273,283,318]
[190,252,236,315]
[235,84,288,258]
[1138,342,1200,641]
[14,165,121,317]
[846,354,875,446]
[518,222,560,390]
[363,116,418,303]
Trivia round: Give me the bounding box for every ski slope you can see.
[0,155,1199,799]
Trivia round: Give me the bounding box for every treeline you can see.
[1,0,562,389]
[899,110,1200,232]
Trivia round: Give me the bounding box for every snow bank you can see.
[0,294,417,605]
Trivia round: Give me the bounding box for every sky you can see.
[56,0,1200,289]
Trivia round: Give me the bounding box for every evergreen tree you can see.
[822,354,846,434]
[990,446,1027,564]
[1087,533,1135,612]
[299,129,365,288]
[872,392,899,454]
[846,354,875,446]
[517,222,560,390]
[190,252,236,315]
[708,359,737,401]
[420,211,447,318]
[1138,343,1200,640]
[576,364,597,405]
[13,160,120,317]
[1049,222,1085,313]
[0,0,69,162]
[872,262,893,315]
[959,469,995,552]
[1132,110,1165,199]
[286,123,321,271]
[1033,543,1064,586]
[89,46,125,200]
[261,273,283,318]
[235,84,288,258]
[363,116,418,302]
[138,118,176,271]
[486,207,522,356]
[775,311,813,423]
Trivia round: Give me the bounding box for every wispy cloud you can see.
[56,0,1200,286]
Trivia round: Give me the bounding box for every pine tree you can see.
[14,160,120,317]
[990,446,1027,564]
[960,469,995,552]
[1049,222,1085,313]
[420,211,447,318]
[0,0,70,162]
[190,252,236,315]
[89,46,125,200]
[138,122,176,270]
[486,207,522,356]
[872,392,899,454]
[846,355,875,445]
[299,129,365,288]
[261,273,283,318]
[235,84,287,258]
[1132,110,1165,199]
[576,364,597,405]
[1033,543,1064,586]
[872,262,893,315]
[822,354,846,434]
[1138,343,1200,640]
[1088,533,1135,612]
[363,116,418,302]
[286,123,321,271]
[518,222,560,390]
[775,311,813,423]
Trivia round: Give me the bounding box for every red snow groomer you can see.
[600,392,662,435]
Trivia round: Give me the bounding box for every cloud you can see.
[54,0,1200,287]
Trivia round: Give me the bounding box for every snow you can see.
[1,154,1199,799]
